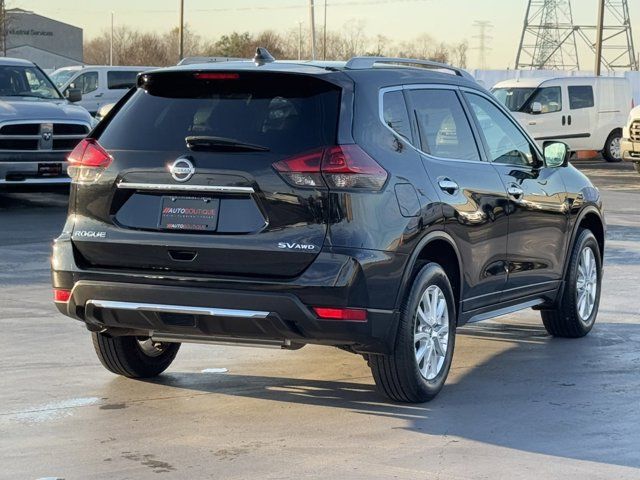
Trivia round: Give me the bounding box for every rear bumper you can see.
[0,151,71,185]
[621,139,640,161]
[52,237,406,354]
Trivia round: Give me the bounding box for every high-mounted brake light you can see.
[273,145,387,191]
[313,307,368,322]
[194,72,240,80]
[67,138,112,183]
[53,289,71,303]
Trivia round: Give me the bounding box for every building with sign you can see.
[4,8,83,71]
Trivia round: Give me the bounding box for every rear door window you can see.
[107,70,140,90]
[407,89,480,161]
[98,72,340,155]
[382,90,412,141]
[568,86,594,109]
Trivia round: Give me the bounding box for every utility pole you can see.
[1,0,6,57]
[109,11,114,66]
[323,0,327,61]
[309,0,316,61]
[594,0,605,75]
[178,0,184,62]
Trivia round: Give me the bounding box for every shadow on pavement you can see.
[147,321,640,469]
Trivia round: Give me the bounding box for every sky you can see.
[12,0,640,69]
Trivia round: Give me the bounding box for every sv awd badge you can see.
[278,242,317,251]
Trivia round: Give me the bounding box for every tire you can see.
[603,130,622,162]
[541,229,602,338]
[92,332,180,378]
[634,162,640,175]
[368,263,456,403]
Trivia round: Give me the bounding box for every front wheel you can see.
[92,332,180,378]
[368,263,456,403]
[603,130,622,162]
[541,229,602,337]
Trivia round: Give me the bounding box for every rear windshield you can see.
[98,72,340,155]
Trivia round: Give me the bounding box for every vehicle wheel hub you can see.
[576,246,598,323]
[414,285,449,380]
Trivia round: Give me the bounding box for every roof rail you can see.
[344,56,474,80]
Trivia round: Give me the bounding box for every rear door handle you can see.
[438,179,459,195]
[568,115,572,125]
[507,185,524,200]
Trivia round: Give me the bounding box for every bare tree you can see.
[452,41,469,68]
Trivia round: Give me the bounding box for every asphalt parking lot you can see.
[1,161,639,480]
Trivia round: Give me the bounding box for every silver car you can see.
[0,57,92,187]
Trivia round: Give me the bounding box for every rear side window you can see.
[99,72,340,155]
[569,86,594,110]
[107,71,140,90]
[407,89,480,161]
[382,90,411,140]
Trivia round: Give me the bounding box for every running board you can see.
[465,299,545,324]
[151,333,293,349]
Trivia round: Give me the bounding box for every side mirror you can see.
[66,87,82,103]
[544,141,570,168]
[530,101,543,114]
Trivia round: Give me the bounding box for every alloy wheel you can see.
[414,285,450,380]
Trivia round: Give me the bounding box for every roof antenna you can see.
[253,47,275,66]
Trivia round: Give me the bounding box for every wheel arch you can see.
[566,206,605,275]
[396,230,463,321]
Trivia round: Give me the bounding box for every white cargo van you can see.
[53,65,154,116]
[492,77,633,162]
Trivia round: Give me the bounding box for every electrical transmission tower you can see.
[516,0,637,71]
[515,0,580,70]
[576,0,638,71]
[473,21,493,69]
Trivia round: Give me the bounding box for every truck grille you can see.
[631,121,640,142]
[0,122,89,151]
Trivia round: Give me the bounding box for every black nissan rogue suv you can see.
[52,50,605,403]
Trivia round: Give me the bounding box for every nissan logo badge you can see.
[169,158,195,182]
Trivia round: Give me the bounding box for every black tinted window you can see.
[383,90,411,140]
[569,86,594,109]
[99,72,340,155]
[408,89,480,161]
[107,71,140,90]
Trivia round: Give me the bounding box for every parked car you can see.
[0,57,92,187]
[58,65,154,115]
[52,51,605,403]
[621,105,640,173]
[492,76,633,162]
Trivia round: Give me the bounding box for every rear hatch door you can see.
[72,70,342,278]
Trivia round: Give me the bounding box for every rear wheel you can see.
[603,130,622,162]
[92,333,180,378]
[368,263,456,403]
[541,229,602,338]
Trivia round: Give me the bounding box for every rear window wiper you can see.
[185,136,270,152]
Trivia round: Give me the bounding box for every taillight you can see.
[67,138,112,183]
[313,307,368,322]
[53,289,71,303]
[273,145,387,191]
